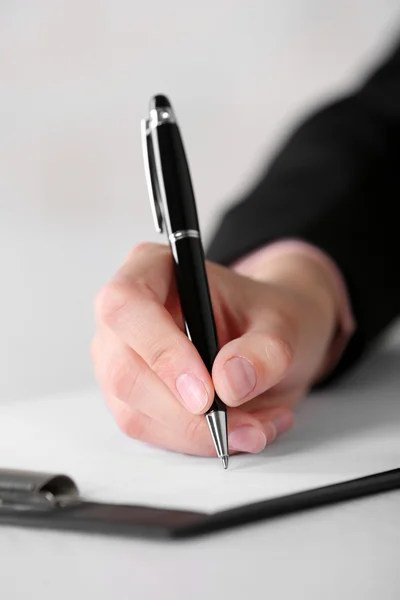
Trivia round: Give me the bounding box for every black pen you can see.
[141,94,229,469]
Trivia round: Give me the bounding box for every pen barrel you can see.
[171,236,225,413]
[155,122,199,234]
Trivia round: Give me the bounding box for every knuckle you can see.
[124,242,156,265]
[265,334,293,373]
[117,415,132,437]
[114,404,147,440]
[94,281,130,327]
[183,416,203,444]
[128,241,155,259]
[120,412,147,440]
[109,356,141,402]
[182,417,215,456]
[147,340,179,378]
[127,241,168,263]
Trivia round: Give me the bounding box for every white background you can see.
[1,0,400,402]
[2,4,400,598]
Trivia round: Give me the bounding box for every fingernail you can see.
[271,412,294,435]
[223,357,256,401]
[229,426,266,453]
[176,374,208,413]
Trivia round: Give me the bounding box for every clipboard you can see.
[1,467,399,540]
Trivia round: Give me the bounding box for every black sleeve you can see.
[206,38,400,385]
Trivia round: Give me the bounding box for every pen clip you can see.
[141,118,164,234]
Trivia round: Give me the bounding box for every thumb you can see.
[212,327,296,407]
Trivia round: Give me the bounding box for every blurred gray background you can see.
[1,0,400,402]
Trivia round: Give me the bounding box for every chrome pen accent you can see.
[141,113,174,236]
[206,411,229,469]
[149,106,176,128]
[169,230,200,243]
[140,119,163,233]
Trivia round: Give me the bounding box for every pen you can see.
[141,94,229,469]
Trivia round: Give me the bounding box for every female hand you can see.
[92,242,337,456]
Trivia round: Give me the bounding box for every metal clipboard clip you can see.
[0,469,80,512]
[140,104,176,235]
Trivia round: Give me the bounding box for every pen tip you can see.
[221,455,229,470]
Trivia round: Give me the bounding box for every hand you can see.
[92,242,337,456]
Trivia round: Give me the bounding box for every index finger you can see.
[95,242,216,415]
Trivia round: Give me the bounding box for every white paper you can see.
[1,349,400,514]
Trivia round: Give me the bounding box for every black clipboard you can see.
[1,467,399,539]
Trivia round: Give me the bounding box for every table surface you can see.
[2,346,400,600]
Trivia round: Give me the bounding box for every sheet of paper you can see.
[1,349,400,513]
